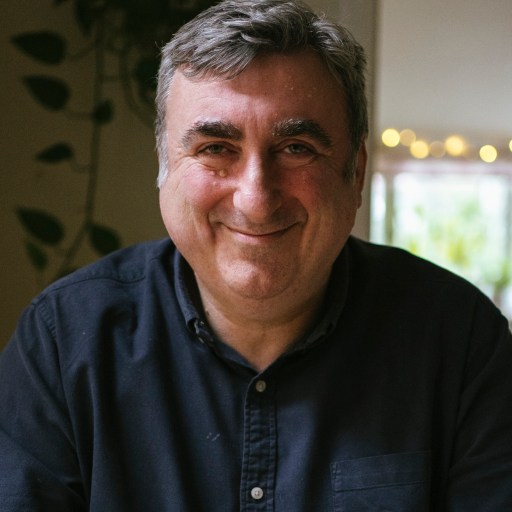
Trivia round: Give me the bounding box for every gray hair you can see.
[155,0,368,186]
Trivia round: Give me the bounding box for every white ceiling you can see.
[376,0,512,144]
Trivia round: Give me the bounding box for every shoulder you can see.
[346,236,475,289]
[33,238,175,302]
[8,238,179,370]
[344,237,506,325]
[20,238,176,342]
[343,238,511,372]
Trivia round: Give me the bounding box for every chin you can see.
[223,262,292,301]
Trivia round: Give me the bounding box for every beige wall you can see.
[0,0,377,349]
[1,1,167,347]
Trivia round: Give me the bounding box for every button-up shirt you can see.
[1,237,511,511]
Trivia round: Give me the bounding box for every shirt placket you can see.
[240,377,277,511]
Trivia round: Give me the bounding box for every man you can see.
[1,0,511,510]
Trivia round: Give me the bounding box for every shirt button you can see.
[251,487,264,500]
[255,380,267,393]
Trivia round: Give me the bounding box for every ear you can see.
[354,138,367,208]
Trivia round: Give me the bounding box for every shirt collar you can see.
[173,249,206,333]
[291,243,350,352]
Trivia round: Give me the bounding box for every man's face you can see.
[159,50,366,303]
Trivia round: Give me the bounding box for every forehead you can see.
[166,50,348,135]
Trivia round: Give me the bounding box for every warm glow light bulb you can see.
[479,145,497,163]
[509,139,512,153]
[399,129,416,147]
[445,135,466,157]
[382,128,400,147]
[429,141,445,158]
[410,140,429,159]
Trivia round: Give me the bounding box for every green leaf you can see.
[89,224,121,255]
[11,31,66,65]
[92,100,114,124]
[74,0,102,35]
[17,207,65,246]
[36,143,74,163]
[23,76,71,111]
[25,241,48,271]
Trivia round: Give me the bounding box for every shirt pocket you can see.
[330,451,431,512]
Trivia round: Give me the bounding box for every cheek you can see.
[159,169,228,228]
[291,167,347,210]
[184,172,230,214]
[291,167,360,240]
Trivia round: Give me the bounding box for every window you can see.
[371,144,512,322]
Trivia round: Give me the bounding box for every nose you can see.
[232,156,282,222]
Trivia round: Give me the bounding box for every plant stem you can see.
[54,21,105,280]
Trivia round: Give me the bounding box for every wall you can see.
[0,0,167,347]
[376,0,512,138]
[0,0,377,349]
[308,0,377,239]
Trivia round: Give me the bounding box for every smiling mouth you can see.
[225,225,294,241]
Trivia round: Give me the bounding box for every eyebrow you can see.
[272,118,333,148]
[181,121,243,148]
[180,118,333,149]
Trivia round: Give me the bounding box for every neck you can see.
[196,279,328,372]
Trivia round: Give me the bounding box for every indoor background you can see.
[1,0,511,348]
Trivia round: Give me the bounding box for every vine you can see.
[12,0,217,284]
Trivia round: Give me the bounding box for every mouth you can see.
[224,224,295,243]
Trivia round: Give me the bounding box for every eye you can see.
[198,143,228,155]
[283,143,314,155]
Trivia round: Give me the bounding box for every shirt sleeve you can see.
[0,300,86,511]
[446,294,512,510]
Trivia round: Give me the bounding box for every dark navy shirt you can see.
[1,237,512,511]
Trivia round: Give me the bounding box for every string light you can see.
[479,145,498,163]
[382,128,400,147]
[380,128,511,162]
[410,140,429,159]
[399,129,416,147]
[429,141,445,158]
[444,135,466,157]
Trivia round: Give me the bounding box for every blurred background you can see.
[373,0,512,324]
[1,0,511,349]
